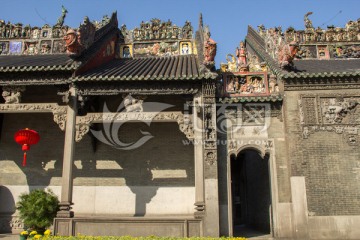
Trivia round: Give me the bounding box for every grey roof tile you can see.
[74,54,215,81]
[292,59,360,73]
[0,54,76,72]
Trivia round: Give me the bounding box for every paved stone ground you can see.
[0,234,18,240]
[0,233,273,239]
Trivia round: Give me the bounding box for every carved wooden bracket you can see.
[75,111,194,142]
[75,123,90,142]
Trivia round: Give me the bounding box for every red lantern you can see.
[14,129,40,167]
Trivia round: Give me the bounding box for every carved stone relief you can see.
[2,86,25,104]
[123,94,145,112]
[53,113,67,131]
[202,82,217,169]
[299,94,360,145]
[320,97,359,124]
[204,150,217,166]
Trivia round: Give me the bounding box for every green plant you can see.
[16,189,59,232]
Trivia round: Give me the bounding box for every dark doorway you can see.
[231,149,271,237]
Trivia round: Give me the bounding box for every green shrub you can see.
[16,188,59,232]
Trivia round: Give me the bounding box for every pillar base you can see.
[57,202,74,218]
[194,201,205,218]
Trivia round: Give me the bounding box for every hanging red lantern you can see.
[14,129,40,167]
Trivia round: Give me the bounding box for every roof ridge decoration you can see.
[218,40,281,99]
[129,18,193,42]
[0,7,71,55]
[64,12,117,57]
[195,13,217,70]
[0,7,117,57]
[55,5,68,28]
[257,13,360,62]
[118,18,195,58]
[246,27,360,80]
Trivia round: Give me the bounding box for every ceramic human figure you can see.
[236,41,247,67]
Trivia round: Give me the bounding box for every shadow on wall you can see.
[0,114,194,217]
[0,186,16,233]
[0,113,65,188]
[73,122,195,216]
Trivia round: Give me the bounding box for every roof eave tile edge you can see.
[218,95,283,103]
[0,65,77,73]
[70,76,210,82]
[282,70,360,80]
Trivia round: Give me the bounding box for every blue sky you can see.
[1,0,359,65]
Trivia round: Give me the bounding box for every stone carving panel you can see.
[204,150,217,166]
[320,97,359,124]
[202,80,218,172]
[299,94,360,145]
[224,73,268,96]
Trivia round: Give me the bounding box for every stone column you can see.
[202,80,219,237]
[57,86,77,218]
[193,95,205,218]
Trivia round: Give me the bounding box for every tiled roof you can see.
[246,26,360,79]
[0,54,77,72]
[293,59,360,73]
[246,26,283,76]
[73,54,216,81]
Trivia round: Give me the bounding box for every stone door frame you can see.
[226,143,279,237]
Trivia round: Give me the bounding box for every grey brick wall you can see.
[284,89,360,216]
[0,90,194,188]
[0,115,194,187]
[268,113,291,203]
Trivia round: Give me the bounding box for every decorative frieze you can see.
[77,82,201,96]
[0,103,67,131]
[75,111,194,142]
[132,19,193,42]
